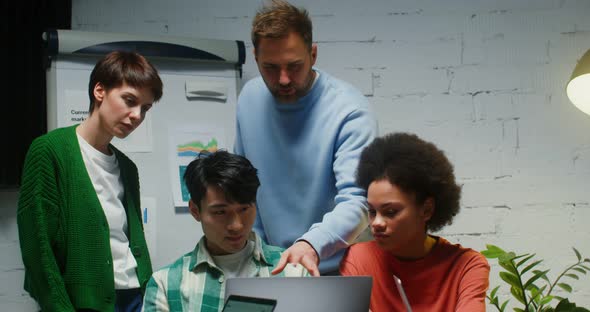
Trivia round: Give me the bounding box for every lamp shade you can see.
[566,49,590,115]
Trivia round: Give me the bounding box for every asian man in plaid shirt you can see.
[142,151,306,312]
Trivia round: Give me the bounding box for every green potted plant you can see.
[482,245,590,312]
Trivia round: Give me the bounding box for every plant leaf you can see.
[536,284,548,295]
[531,290,541,304]
[529,283,539,295]
[572,267,586,274]
[512,253,530,260]
[557,283,572,293]
[490,285,500,299]
[529,284,548,302]
[482,244,506,258]
[511,286,526,305]
[539,295,554,306]
[499,251,518,264]
[500,300,509,312]
[565,273,579,280]
[573,247,582,261]
[559,303,590,312]
[486,244,505,253]
[500,272,521,289]
[525,270,550,290]
[555,298,574,311]
[533,269,551,284]
[481,249,502,259]
[522,260,543,275]
[516,254,536,268]
[514,308,525,312]
[500,259,519,276]
[529,284,547,303]
[580,264,590,271]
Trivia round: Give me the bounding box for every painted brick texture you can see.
[1,0,589,310]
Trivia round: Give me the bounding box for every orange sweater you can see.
[340,237,489,312]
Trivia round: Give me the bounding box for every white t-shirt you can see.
[212,240,256,279]
[78,133,140,289]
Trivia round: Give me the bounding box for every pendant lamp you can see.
[566,49,590,115]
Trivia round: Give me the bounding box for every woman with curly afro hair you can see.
[340,132,489,312]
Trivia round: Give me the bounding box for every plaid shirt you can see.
[142,232,304,312]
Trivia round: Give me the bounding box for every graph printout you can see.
[169,125,226,207]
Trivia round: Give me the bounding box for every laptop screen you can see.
[222,295,277,312]
[225,276,372,312]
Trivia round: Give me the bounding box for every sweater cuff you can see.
[298,228,336,260]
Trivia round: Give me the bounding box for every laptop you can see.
[224,276,372,312]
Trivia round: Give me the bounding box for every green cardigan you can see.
[17,125,152,312]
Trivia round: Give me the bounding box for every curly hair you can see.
[356,132,461,232]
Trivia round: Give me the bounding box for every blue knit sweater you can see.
[235,69,377,272]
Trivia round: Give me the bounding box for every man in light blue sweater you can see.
[234,0,378,275]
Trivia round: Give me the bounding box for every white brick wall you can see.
[2,0,589,310]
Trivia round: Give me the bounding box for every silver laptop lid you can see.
[225,276,372,312]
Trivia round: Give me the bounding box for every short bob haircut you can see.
[87,50,163,113]
[356,132,461,232]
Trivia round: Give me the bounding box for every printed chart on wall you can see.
[169,125,226,207]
